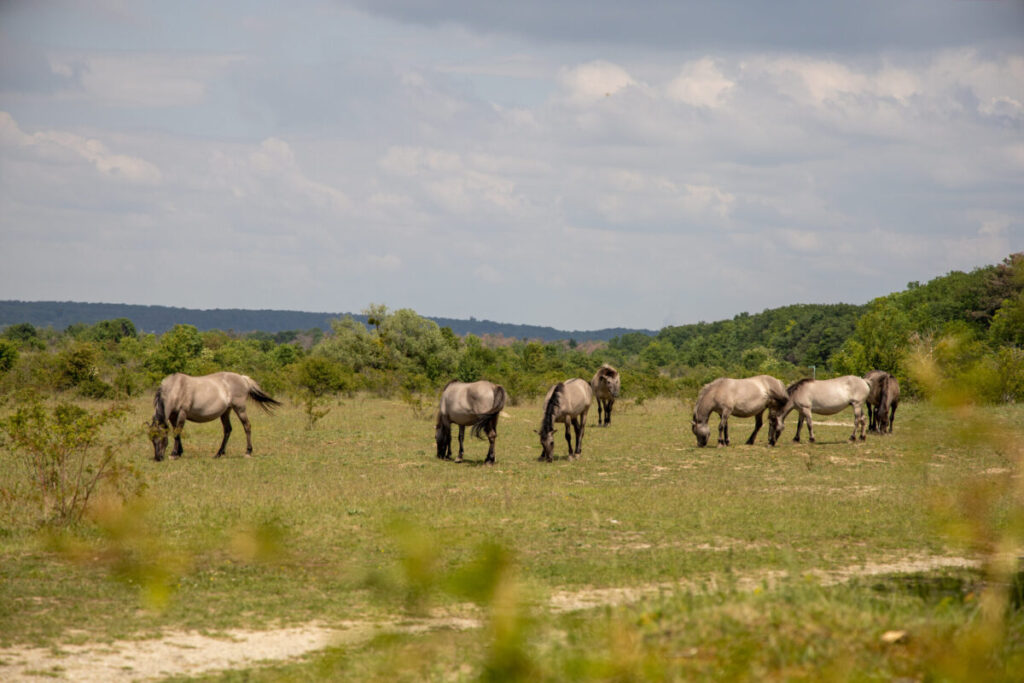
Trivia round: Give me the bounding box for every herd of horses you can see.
[148,364,898,464]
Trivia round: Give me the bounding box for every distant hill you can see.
[0,301,655,343]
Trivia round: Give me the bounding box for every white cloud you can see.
[47,52,246,108]
[208,137,350,212]
[666,58,734,108]
[559,60,638,102]
[0,111,162,184]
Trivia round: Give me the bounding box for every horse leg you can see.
[867,404,876,433]
[596,400,605,427]
[746,411,763,445]
[605,398,614,426]
[484,419,497,465]
[793,412,804,443]
[564,422,573,459]
[236,405,254,455]
[572,416,585,458]
[888,403,897,434]
[456,425,466,463]
[171,411,186,457]
[718,410,730,446]
[804,409,816,443]
[215,413,232,457]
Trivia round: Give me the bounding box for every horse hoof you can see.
[809,438,816,443]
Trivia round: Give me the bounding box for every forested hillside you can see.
[0,301,653,343]
[1,254,1021,404]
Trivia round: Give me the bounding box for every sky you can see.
[1,1,1022,331]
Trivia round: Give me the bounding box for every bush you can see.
[0,339,17,374]
[1,399,144,525]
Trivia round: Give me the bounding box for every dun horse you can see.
[772,376,870,443]
[864,370,900,433]
[435,380,506,464]
[150,372,281,461]
[538,378,593,462]
[691,375,787,447]
[590,364,621,426]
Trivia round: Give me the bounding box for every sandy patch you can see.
[0,617,480,683]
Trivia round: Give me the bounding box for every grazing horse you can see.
[691,375,788,447]
[864,370,900,434]
[538,378,593,462]
[435,380,506,464]
[150,372,281,461]
[590,364,621,426]
[772,376,870,444]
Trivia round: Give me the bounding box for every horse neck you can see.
[693,386,717,422]
[540,385,563,435]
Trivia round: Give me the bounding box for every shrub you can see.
[1,399,144,525]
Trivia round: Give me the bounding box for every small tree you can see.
[2,400,144,525]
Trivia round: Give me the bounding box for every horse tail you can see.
[247,380,283,413]
[877,373,889,429]
[471,384,506,439]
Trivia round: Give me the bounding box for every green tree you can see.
[147,324,204,375]
[0,339,18,374]
[849,298,911,374]
[89,318,138,344]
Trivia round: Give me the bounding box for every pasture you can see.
[1,393,1022,680]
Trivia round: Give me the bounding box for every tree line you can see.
[1,253,1021,406]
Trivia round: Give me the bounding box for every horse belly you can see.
[186,382,231,422]
[808,399,848,416]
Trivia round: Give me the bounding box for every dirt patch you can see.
[0,554,977,681]
[0,617,481,683]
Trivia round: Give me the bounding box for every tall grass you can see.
[1,393,1021,679]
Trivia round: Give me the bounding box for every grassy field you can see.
[1,392,1022,680]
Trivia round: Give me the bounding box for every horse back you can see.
[439,380,503,426]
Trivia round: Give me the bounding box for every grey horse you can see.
[538,378,594,462]
[691,375,788,447]
[435,380,507,464]
[150,371,281,461]
[590,364,621,427]
[772,376,870,443]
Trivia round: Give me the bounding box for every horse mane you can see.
[596,365,617,380]
[693,379,722,421]
[766,380,789,409]
[152,386,166,425]
[540,382,565,437]
[786,377,815,395]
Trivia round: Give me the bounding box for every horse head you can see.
[435,422,449,459]
[149,420,169,461]
[769,411,786,442]
[691,418,711,447]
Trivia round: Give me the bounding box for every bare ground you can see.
[0,553,977,682]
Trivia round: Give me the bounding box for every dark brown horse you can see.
[864,370,900,433]
[150,372,281,461]
[435,380,506,464]
[590,364,620,426]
